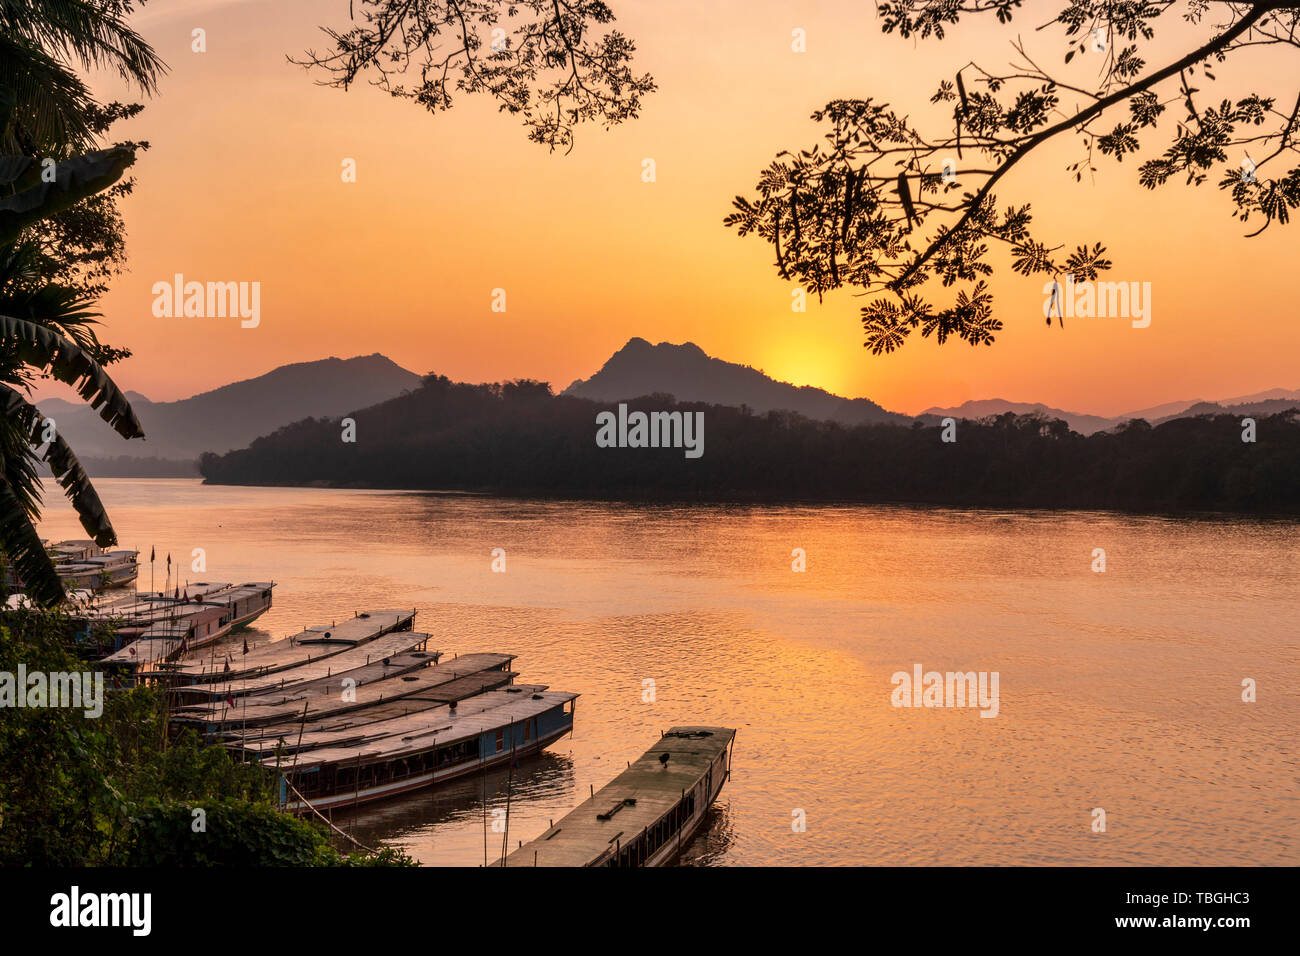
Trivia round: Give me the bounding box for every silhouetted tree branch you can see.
[294,0,654,152]
[725,1,1300,354]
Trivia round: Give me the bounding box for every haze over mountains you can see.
[567,338,1297,436]
[41,354,422,474]
[45,339,1297,475]
[920,389,1300,435]
[563,337,911,426]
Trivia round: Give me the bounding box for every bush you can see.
[0,609,413,867]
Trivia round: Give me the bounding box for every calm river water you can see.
[36,479,1298,865]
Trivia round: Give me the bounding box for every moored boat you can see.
[169,630,436,706]
[173,647,502,733]
[273,688,578,813]
[506,726,735,867]
[157,607,414,684]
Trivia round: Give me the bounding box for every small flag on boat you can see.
[226,692,235,709]
[243,637,249,655]
[179,635,188,653]
[150,546,155,562]
[223,659,230,673]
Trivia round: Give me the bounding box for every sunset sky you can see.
[41,0,1300,417]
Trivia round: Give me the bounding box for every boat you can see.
[95,583,277,673]
[58,549,139,589]
[168,582,275,630]
[506,726,735,867]
[169,630,437,706]
[169,638,477,731]
[176,648,504,735]
[224,658,527,754]
[2,540,140,593]
[100,604,237,668]
[157,608,415,684]
[272,688,578,813]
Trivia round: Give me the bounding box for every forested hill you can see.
[199,374,1300,513]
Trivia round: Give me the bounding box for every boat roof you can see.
[276,689,578,772]
[177,631,432,700]
[507,726,735,867]
[234,677,542,757]
[174,650,510,730]
[79,550,138,564]
[225,661,529,747]
[160,608,412,682]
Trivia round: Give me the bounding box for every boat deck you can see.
[158,608,415,683]
[171,631,434,703]
[280,689,579,773]
[507,726,735,867]
[234,679,545,758]
[175,650,512,731]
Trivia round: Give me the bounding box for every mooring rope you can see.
[280,777,376,854]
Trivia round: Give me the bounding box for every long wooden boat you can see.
[100,604,237,668]
[186,582,275,630]
[506,726,735,867]
[230,677,543,759]
[223,671,533,754]
[157,608,415,684]
[59,549,139,589]
[169,630,434,706]
[273,688,578,813]
[171,648,509,733]
[87,582,275,666]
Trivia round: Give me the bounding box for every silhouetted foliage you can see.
[0,609,414,866]
[199,374,1300,514]
[295,0,654,152]
[726,2,1300,353]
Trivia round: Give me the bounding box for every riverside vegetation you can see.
[199,375,1300,514]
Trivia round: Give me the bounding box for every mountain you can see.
[918,399,1116,436]
[563,338,909,426]
[1151,397,1300,425]
[198,374,1300,514]
[38,354,423,472]
[1118,398,1203,422]
[922,388,1300,436]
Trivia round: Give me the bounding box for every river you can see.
[35,479,1299,865]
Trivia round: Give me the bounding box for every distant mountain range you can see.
[919,389,1300,435]
[40,354,423,474]
[564,338,1297,435]
[42,338,1299,476]
[563,337,911,426]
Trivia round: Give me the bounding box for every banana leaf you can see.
[0,146,134,244]
[0,383,115,546]
[0,313,144,439]
[0,476,63,606]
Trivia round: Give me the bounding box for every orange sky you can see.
[38,0,1300,417]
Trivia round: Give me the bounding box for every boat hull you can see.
[278,723,574,813]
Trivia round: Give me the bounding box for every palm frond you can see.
[0,313,143,438]
[0,0,165,92]
[0,475,63,606]
[0,32,97,152]
[0,383,115,546]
